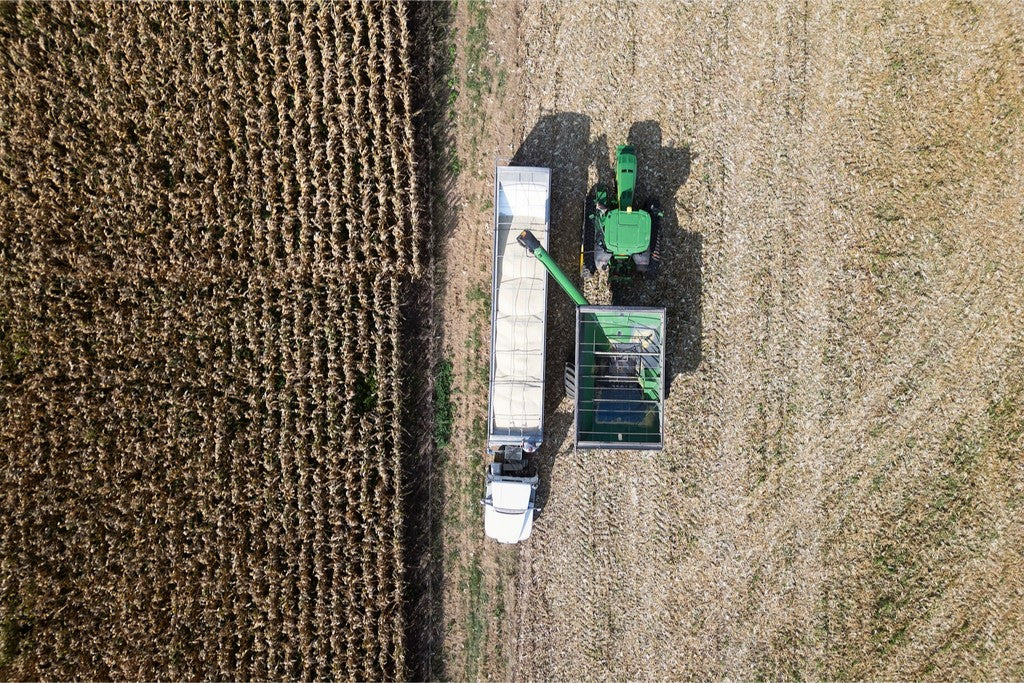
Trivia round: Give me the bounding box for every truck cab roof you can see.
[483,476,537,544]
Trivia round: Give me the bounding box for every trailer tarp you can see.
[487,166,550,447]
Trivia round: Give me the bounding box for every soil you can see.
[439,0,1024,680]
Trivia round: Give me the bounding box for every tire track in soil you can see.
[505,1,725,679]
[504,1,832,678]
[446,1,1023,680]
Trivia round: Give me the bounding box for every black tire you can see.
[645,200,663,279]
[581,194,597,277]
[564,361,577,400]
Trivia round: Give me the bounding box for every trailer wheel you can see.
[564,362,577,400]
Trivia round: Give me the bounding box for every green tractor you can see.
[581,145,664,281]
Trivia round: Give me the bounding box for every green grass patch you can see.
[987,386,1024,459]
[453,0,495,172]
[465,282,491,387]
[464,325,489,388]
[871,202,903,223]
[0,315,29,380]
[467,281,489,309]
[862,424,984,657]
[434,358,455,451]
[470,415,487,450]
[464,0,492,114]
[353,370,378,414]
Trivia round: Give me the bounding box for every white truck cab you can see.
[483,463,539,544]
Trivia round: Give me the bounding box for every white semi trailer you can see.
[482,165,551,544]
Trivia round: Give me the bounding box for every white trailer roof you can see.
[487,166,550,447]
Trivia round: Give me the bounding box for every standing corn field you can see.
[0,1,424,679]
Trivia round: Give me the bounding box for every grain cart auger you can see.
[517,230,667,450]
[581,144,664,281]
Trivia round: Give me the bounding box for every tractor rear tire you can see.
[645,200,663,280]
[581,194,597,277]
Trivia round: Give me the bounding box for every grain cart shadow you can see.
[511,112,591,513]
[611,120,701,390]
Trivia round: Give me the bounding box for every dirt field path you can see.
[440,1,1024,680]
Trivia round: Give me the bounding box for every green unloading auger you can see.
[515,230,589,307]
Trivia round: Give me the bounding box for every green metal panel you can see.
[574,306,665,450]
[615,145,637,209]
[602,208,652,256]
